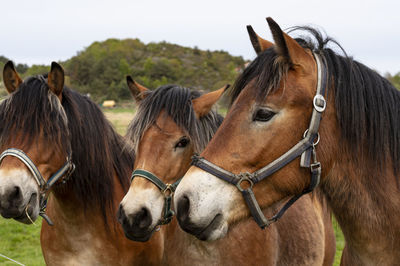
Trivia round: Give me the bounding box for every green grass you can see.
[0,218,44,265]
[101,106,135,114]
[333,218,345,265]
[103,108,135,135]
[0,107,345,265]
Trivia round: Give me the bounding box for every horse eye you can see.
[175,137,190,148]
[253,108,276,122]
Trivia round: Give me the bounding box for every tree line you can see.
[0,39,245,102]
[1,40,399,102]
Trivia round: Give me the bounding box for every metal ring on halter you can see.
[303,129,320,146]
[235,173,254,192]
[162,184,174,197]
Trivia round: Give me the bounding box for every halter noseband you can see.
[131,169,181,225]
[0,148,75,226]
[191,53,327,229]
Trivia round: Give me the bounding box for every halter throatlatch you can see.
[131,169,181,225]
[0,148,75,226]
[191,53,327,229]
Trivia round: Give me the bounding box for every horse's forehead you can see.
[267,78,314,108]
[1,124,43,144]
[148,110,186,138]
[160,111,184,132]
[234,80,259,106]
[242,67,315,110]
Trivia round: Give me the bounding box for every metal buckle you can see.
[313,95,326,113]
[310,161,321,172]
[162,184,174,197]
[235,173,254,192]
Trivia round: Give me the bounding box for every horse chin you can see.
[122,225,157,242]
[14,200,40,224]
[14,212,38,224]
[181,213,228,242]
[198,220,229,242]
[1,194,39,224]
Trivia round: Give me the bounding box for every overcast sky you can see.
[1,0,399,74]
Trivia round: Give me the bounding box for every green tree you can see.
[63,38,245,103]
[1,39,246,104]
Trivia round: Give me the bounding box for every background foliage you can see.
[0,39,245,103]
[1,42,399,104]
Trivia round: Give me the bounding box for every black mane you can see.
[126,85,223,152]
[231,26,400,174]
[0,76,133,227]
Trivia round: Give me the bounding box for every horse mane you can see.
[126,85,223,153]
[61,86,133,226]
[231,26,400,175]
[0,76,133,227]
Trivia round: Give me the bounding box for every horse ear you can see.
[247,25,274,54]
[127,76,149,102]
[48,62,65,99]
[266,17,313,68]
[3,61,22,93]
[192,84,229,118]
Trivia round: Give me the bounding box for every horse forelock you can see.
[0,75,69,153]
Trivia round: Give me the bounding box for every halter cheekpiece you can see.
[191,53,328,229]
[0,148,75,225]
[131,169,181,225]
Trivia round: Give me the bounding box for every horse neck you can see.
[49,95,130,226]
[48,172,125,228]
[162,220,219,264]
[162,216,281,265]
[321,145,400,260]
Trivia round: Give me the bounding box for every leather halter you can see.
[191,53,327,229]
[131,169,181,225]
[0,148,75,225]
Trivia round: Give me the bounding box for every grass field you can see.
[103,106,135,135]
[0,107,345,265]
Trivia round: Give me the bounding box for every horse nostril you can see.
[135,207,152,229]
[31,193,37,200]
[117,205,125,223]
[8,186,22,203]
[177,195,190,222]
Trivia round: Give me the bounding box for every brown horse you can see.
[175,17,400,265]
[0,62,162,265]
[118,78,335,265]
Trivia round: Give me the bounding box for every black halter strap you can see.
[191,53,328,229]
[0,148,75,226]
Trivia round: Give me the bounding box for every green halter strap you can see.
[131,169,181,225]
